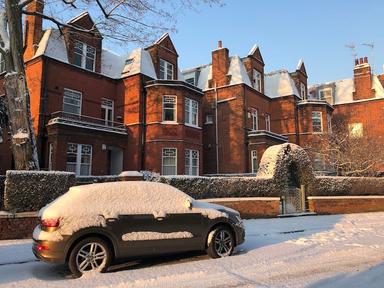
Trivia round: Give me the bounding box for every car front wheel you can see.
[206,226,235,258]
[68,237,111,277]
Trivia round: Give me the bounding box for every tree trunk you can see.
[4,0,39,170]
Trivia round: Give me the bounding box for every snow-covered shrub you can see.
[0,175,5,209]
[4,170,76,212]
[308,176,384,196]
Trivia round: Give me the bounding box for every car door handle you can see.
[156,217,165,221]
[106,218,118,223]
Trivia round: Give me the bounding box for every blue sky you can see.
[122,0,382,85]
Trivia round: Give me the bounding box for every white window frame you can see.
[73,41,96,72]
[159,59,174,80]
[185,149,199,176]
[349,123,363,138]
[265,113,271,131]
[162,95,177,123]
[205,114,213,124]
[101,98,114,126]
[253,69,262,92]
[66,143,92,176]
[312,111,323,133]
[300,83,306,99]
[319,88,332,101]
[251,150,258,173]
[162,148,177,175]
[63,88,82,115]
[185,98,198,127]
[251,108,258,131]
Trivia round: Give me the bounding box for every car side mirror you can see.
[185,198,193,210]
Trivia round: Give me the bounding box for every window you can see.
[300,83,306,99]
[251,150,258,173]
[251,108,258,130]
[73,41,96,71]
[319,88,332,101]
[66,143,92,176]
[185,98,198,126]
[162,148,177,175]
[312,111,323,133]
[159,59,174,80]
[163,95,177,122]
[101,99,114,126]
[205,114,213,124]
[265,113,271,131]
[349,123,363,138]
[185,149,199,175]
[63,88,82,115]
[327,113,332,132]
[48,143,53,171]
[185,78,195,85]
[253,69,262,92]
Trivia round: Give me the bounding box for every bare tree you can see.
[305,116,384,177]
[0,0,222,170]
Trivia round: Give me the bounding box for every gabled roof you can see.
[227,56,252,86]
[147,32,178,56]
[296,58,307,76]
[67,11,101,37]
[264,70,300,98]
[248,44,264,63]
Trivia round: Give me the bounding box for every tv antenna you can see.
[345,43,357,66]
[361,42,375,72]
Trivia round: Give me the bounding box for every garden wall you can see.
[0,175,5,209]
[0,212,38,240]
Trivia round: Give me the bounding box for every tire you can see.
[68,237,111,277]
[206,225,235,259]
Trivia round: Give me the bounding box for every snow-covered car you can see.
[32,181,245,276]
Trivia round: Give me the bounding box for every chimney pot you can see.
[364,56,368,63]
[359,58,364,65]
[218,40,222,49]
[355,59,359,66]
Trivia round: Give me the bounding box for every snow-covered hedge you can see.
[0,175,5,209]
[308,176,384,196]
[4,170,76,212]
[75,175,120,185]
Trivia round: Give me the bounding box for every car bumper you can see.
[32,239,67,264]
[234,224,245,245]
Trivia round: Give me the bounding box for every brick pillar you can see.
[353,57,374,101]
[24,0,44,61]
[211,41,230,87]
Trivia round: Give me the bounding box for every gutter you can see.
[140,75,147,170]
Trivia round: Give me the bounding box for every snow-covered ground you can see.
[1,212,384,287]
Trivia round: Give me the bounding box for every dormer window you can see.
[319,88,332,101]
[160,59,174,80]
[300,82,306,98]
[253,69,262,92]
[74,41,96,71]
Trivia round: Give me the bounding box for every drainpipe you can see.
[140,75,147,171]
[38,56,48,168]
[243,85,248,173]
[214,84,219,174]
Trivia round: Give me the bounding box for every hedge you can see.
[4,170,76,212]
[75,175,120,186]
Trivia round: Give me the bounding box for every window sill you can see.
[185,123,201,129]
[161,121,178,125]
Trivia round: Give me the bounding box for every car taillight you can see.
[41,218,60,228]
[36,244,49,251]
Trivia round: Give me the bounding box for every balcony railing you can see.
[48,111,127,134]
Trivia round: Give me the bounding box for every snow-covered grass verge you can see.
[1,212,384,287]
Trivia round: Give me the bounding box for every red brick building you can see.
[0,3,382,176]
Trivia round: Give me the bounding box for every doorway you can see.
[107,146,123,175]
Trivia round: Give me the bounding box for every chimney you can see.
[353,56,374,101]
[24,0,44,61]
[211,40,230,87]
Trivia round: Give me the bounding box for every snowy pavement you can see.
[1,212,384,287]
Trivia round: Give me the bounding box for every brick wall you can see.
[308,196,384,215]
[0,212,39,240]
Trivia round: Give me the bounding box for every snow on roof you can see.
[309,76,384,104]
[248,44,258,56]
[101,48,126,79]
[228,56,252,87]
[297,58,304,70]
[67,11,89,24]
[264,70,300,98]
[121,48,157,79]
[196,64,212,90]
[35,29,68,63]
[154,32,169,44]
